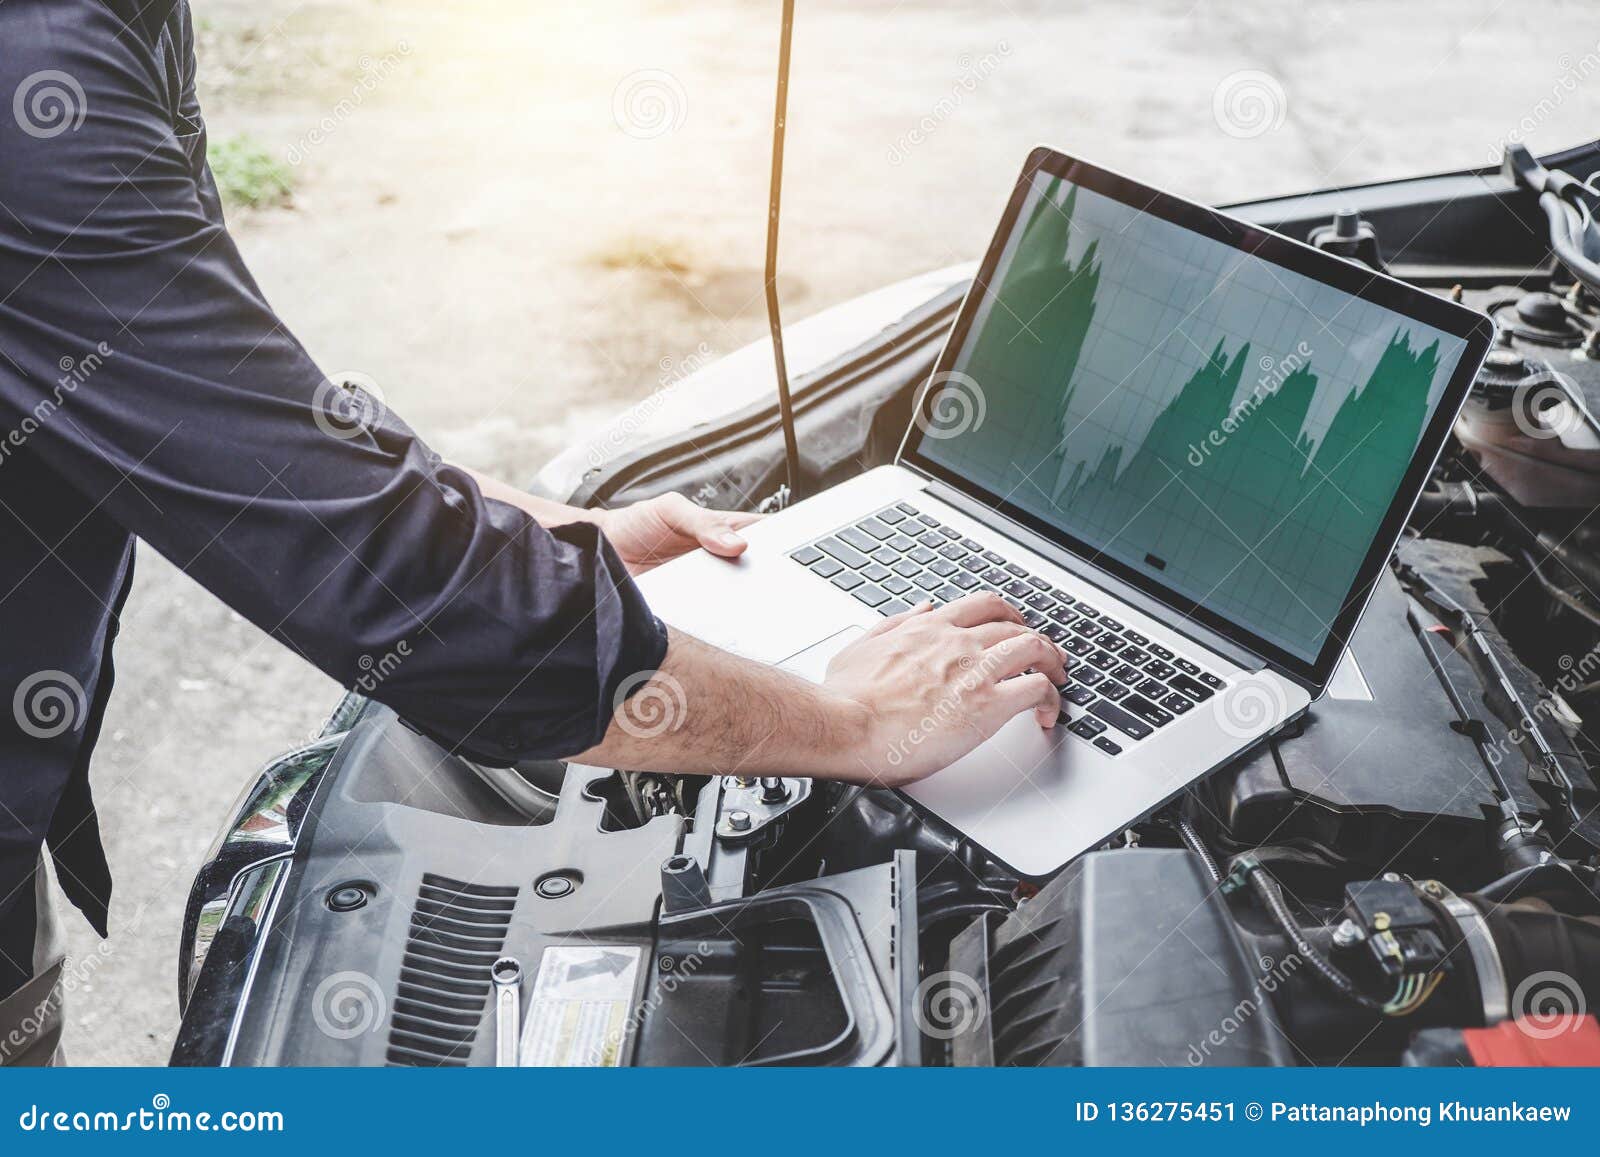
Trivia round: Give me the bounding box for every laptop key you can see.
[951,571,980,590]
[1100,635,1128,654]
[887,534,918,552]
[929,560,958,577]
[982,551,1005,565]
[1198,671,1225,690]
[821,536,871,568]
[1049,589,1077,607]
[871,547,899,566]
[884,576,912,595]
[809,557,844,578]
[1087,649,1119,671]
[1068,717,1107,741]
[1089,699,1153,740]
[1120,693,1174,729]
[909,547,938,565]
[1025,592,1056,612]
[982,567,1009,584]
[1070,620,1104,639]
[832,571,865,592]
[1112,664,1144,685]
[1123,629,1149,646]
[938,542,967,561]
[1137,678,1168,699]
[1098,615,1125,632]
[913,572,943,591]
[857,517,896,541]
[960,556,988,573]
[1161,693,1194,715]
[1004,563,1027,578]
[1004,580,1033,599]
[1120,646,1150,667]
[1022,609,1047,629]
[877,506,907,525]
[1168,673,1214,702]
[852,584,891,608]
[1048,606,1079,628]
[1063,685,1096,707]
[861,563,891,583]
[880,598,914,616]
[892,559,921,578]
[1071,667,1106,687]
[1064,637,1094,657]
[839,527,877,553]
[1148,643,1175,661]
[1093,735,1124,756]
[1027,576,1051,591]
[1144,660,1176,681]
[962,537,983,551]
[1173,657,1201,676]
[935,585,966,603]
[1043,623,1073,644]
[939,526,962,540]
[1075,603,1100,618]
[1100,682,1131,702]
[916,514,939,526]
[790,545,823,565]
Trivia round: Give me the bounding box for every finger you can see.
[981,631,1068,686]
[992,671,1063,729]
[725,511,763,530]
[935,591,1023,628]
[861,599,935,639]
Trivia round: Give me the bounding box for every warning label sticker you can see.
[519,945,642,1067]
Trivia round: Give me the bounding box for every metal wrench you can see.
[490,956,522,1067]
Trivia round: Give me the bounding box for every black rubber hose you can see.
[1244,863,1389,1013]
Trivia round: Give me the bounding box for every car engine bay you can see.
[172,146,1600,1068]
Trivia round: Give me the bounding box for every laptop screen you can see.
[910,159,1484,672]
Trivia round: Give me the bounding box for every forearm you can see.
[573,628,869,780]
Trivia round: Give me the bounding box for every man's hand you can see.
[576,594,1069,788]
[593,493,762,574]
[821,594,1067,786]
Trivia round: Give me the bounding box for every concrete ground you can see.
[56,0,1599,1063]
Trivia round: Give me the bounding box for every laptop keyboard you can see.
[787,502,1227,756]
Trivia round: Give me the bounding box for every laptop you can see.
[637,147,1494,876]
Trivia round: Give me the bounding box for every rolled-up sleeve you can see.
[0,1,668,761]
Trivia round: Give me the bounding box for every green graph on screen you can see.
[934,178,1452,658]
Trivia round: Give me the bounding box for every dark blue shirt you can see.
[0,0,667,988]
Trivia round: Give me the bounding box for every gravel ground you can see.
[53,0,1600,1064]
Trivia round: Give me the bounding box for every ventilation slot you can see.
[385,873,517,1066]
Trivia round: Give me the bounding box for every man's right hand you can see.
[576,593,1068,788]
[821,593,1068,787]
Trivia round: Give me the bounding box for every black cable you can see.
[1241,860,1389,1013]
[763,0,802,504]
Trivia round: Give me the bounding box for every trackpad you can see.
[778,625,864,683]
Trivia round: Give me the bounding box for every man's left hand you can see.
[597,493,762,574]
